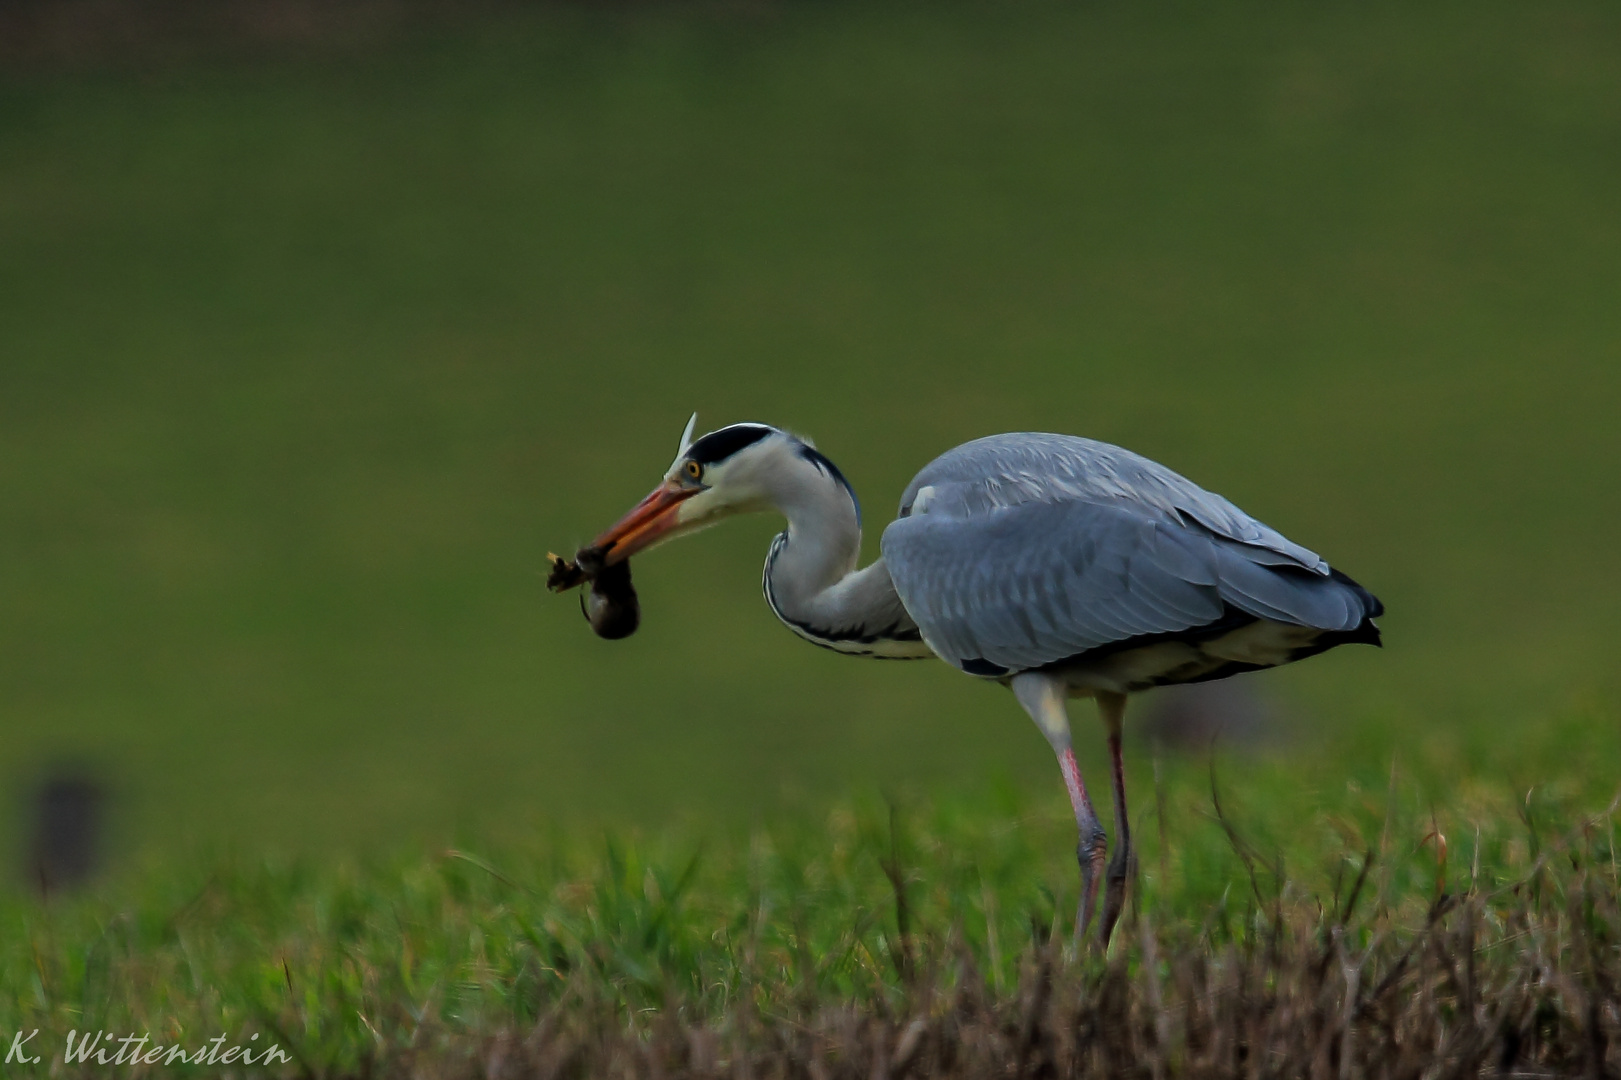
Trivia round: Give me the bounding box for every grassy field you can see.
[2,0,1621,1070]
[4,785,1620,1074]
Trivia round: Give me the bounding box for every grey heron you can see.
[581,416,1383,946]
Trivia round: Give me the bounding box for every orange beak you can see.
[591,480,700,564]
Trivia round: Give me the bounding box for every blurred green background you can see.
[1,0,1618,855]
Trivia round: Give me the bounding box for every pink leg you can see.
[1011,673,1110,944]
[1058,745,1109,941]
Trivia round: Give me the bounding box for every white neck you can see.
[757,446,929,658]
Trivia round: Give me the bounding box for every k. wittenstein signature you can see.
[6,1029,292,1068]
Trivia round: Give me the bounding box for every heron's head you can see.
[590,416,795,565]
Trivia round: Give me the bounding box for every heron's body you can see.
[585,419,1383,946]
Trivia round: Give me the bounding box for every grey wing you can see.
[882,435,1379,677]
[897,433,1328,575]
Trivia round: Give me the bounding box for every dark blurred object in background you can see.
[1139,681,1287,754]
[25,765,108,896]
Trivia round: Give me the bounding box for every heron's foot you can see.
[1074,826,1108,943]
[1099,842,1133,949]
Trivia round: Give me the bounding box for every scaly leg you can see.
[1012,673,1108,941]
[1097,690,1132,949]
[1060,744,1109,941]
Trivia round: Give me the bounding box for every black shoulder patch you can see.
[686,424,776,465]
[960,657,1008,677]
[798,444,862,525]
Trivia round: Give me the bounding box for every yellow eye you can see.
[684,460,703,480]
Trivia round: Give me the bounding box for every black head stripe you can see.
[686,424,776,465]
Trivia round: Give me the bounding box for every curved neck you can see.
[759,447,926,657]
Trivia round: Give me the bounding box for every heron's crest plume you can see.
[667,412,699,473]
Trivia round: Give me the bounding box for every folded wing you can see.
[881,435,1380,677]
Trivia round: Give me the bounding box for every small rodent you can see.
[581,558,639,639]
[547,546,640,640]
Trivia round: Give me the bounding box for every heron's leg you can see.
[1097,691,1132,948]
[1012,673,1108,942]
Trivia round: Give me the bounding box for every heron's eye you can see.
[684,460,703,481]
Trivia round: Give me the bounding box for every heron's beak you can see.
[591,480,700,564]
